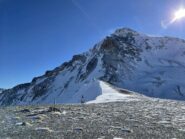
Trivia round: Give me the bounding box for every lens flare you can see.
[173,8,185,22]
[161,7,185,29]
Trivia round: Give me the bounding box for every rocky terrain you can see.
[1,96,185,139]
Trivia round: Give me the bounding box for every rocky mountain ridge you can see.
[1,28,185,105]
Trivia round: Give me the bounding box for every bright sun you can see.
[173,8,185,21]
[161,7,185,29]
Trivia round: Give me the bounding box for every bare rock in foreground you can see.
[1,98,185,139]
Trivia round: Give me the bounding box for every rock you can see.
[51,111,61,116]
[27,114,47,121]
[47,107,61,112]
[15,122,27,126]
[74,127,83,132]
[19,109,30,113]
[121,128,132,133]
[35,127,53,132]
[62,110,67,115]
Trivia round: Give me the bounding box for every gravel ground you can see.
[1,98,185,139]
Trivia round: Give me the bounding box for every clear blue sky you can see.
[0,0,185,88]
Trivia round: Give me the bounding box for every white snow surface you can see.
[28,80,138,105]
[87,81,136,104]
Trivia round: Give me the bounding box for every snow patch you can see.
[87,81,137,104]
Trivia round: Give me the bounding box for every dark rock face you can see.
[0,83,31,105]
[100,35,142,83]
[31,77,54,101]
[100,37,118,50]
[0,90,17,105]
[86,57,98,75]
[13,83,31,92]
[72,54,86,63]
[79,57,98,81]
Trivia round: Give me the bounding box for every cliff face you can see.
[1,28,185,106]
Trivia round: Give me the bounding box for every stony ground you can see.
[1,98,185,139]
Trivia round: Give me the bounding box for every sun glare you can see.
[173,8,185,21]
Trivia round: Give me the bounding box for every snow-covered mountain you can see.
[1,28,185,106]
[0,89,4,94]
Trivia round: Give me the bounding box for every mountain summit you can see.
[1,28,185,105]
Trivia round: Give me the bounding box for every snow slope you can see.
[87,81,139,104]
[0,79,139,105]
[1,27,185,106]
